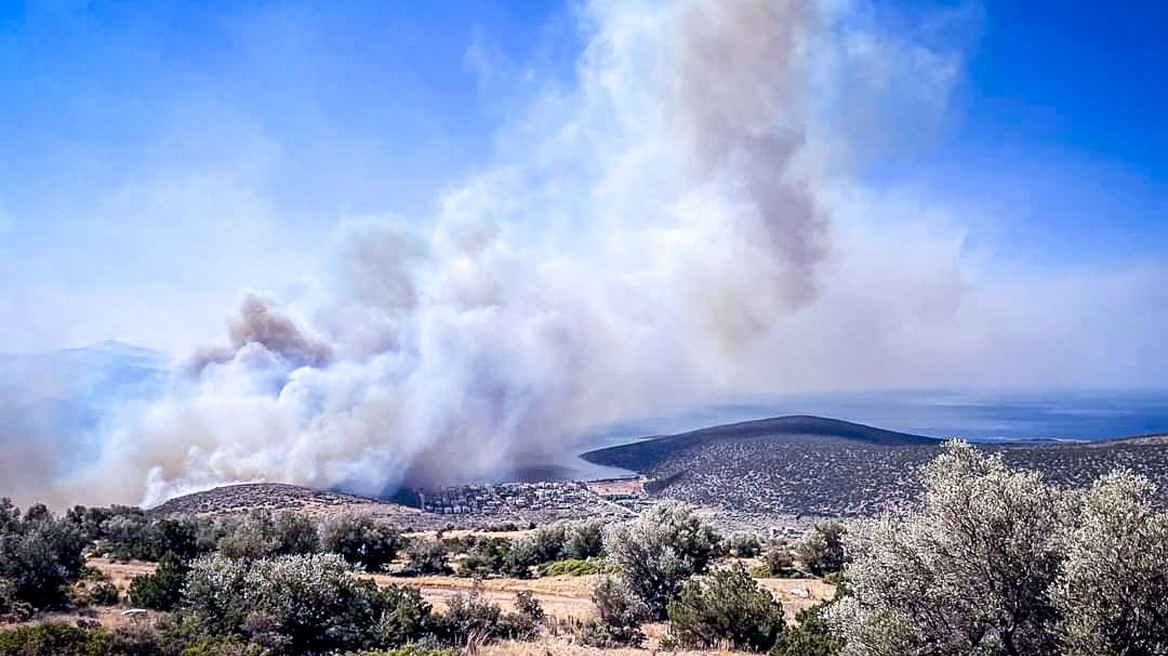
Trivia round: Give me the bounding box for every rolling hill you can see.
[579,414,937,473]
[579,414,1168,527]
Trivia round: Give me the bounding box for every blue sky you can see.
[3,0,1168,505]
[0,0,1166,381]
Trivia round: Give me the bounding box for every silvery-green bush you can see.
[794,521,847,576]
[1052,469,1168,656]
[830,441,1072,656]
[0,500,87,610]
[603,500,720,619]
[184,553,430,654]
[563,519,605,560]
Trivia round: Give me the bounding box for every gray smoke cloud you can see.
[190,295,334,375]
[51,0,972,506]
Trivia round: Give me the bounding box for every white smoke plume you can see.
[57,0,974,506]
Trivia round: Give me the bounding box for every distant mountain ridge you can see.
[580,414,938,473]
[0,341,170,448]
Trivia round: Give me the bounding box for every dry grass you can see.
[370,573,599,619]
[87,558,599,619]
[89,557,834,621]
[476,631,757,655]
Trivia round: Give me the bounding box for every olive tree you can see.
[830,441,1071,656]
[564,520,605,560]
[184,553,385,653]
[0,500,87,609]
[795,521,847,576]
[1053,469,1168,656]
[321,513,402,572]
[603,500,720,619]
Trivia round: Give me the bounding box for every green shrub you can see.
[65,506,115,543]
[667,563,785,652]
[87,581,121,607]
[404,540,450,576]
[458,538,531,579]
[432,586,503,645]
[0,501,88,610]
[179,636,270,656]
[500,591,543,641]
[764,544,797,577]
[768,603,844,656]
[0,579,31,623]
[268,514,320,557]
[322,515,402,573]
[585,575,647,647]
[129,553,190,611]
[214,513,319,562]
[108,621,170,656]
[183,554,252,636]
[526,525,566,564]
[728,533,763,558]
[562,521,605,560]
[81,567,110,583]
[431,586,540,646]
[372,585,433,648]
[215,515,277,561]
[574,620,633,649]
[603,500,721,619]
[238,554,384,654]
[0,622,113,656]
[103,514,211,563]
[536,557,614,577]
[794,522,847,577]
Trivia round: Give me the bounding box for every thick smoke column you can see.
[669,0,827,311]
[60,0,963,506]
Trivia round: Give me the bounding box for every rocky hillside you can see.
[148,482,432,525]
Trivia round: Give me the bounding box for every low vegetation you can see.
[3,440,1168,655]
[832,441,1168,656]
[666,563,785,652]
[603,500,721,620]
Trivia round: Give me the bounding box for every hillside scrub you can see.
[431,585,544,646]
[536,557,614,577]
[1052,469,1168,655]
[727,532,763,558]
[458,537,534,579]
[770,602,845,656]
[562,520,605,560]
[763,542,797,577]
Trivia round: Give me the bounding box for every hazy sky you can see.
[1,0,1165,377]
